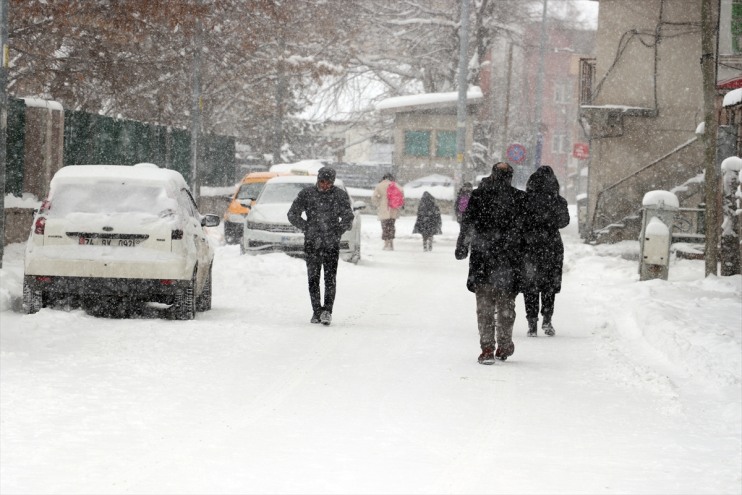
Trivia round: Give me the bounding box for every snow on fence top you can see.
[721,156,742,172]
[642,190,679,208]
[22,97,63,111]
[723,87,742,107]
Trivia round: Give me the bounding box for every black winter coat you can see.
[521,167,570,293]
[456,179,526,293]
[287,185,354,251]
[413,192,442,237]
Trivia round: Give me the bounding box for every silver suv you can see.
[23,163,220,319]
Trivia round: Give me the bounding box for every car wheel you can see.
[224,224,236,245]
[173,274,196,320]
[22,281,43,314]
[196,266,212,312]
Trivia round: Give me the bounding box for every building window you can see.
[436,131,456,158]
[552,134,570,154]
[733,0,742,54]
[554,80,572,104]
[404,130,430,157]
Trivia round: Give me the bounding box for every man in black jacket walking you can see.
[455,162,526,364]
[288,167,355,326]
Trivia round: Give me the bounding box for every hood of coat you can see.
[527,166,560,195]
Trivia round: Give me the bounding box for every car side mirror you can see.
[353,201,367,211]
[201,214,220,227]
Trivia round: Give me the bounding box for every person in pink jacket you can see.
[371,173,402,250]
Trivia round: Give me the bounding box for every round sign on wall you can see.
[506,143,526,164]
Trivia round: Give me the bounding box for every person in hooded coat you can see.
[455,162,526,364]
[413,191,442,251]
[521,166,570,337]
[287,167,355,326]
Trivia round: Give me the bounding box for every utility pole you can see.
[532,0,549,178]
[455,0,470,189]
[272,33,286,166]
[701,0,719,276]
[0,0,8,268]
[190,6,203,202]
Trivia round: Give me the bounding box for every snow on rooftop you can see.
[375,87,483,112]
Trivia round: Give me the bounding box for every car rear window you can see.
[46,182,177,217]
[257,182,313,204]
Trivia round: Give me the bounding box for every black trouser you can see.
[381,219,396,240]
[524,291,556,323]
[305,245,340,314]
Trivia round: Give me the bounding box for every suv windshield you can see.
[257,182,313,204]
[47,182,175,217]
[236,182,265,201]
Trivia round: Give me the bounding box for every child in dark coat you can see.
[413,191,442,251]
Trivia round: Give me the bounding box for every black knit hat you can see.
[317,166,336,183]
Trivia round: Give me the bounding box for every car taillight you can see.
[35,276,52,283]
[160,279,174,286]
[171,229,183,240]
[34,217,46,235]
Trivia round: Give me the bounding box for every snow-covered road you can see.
[1,212,740,494]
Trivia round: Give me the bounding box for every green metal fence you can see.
[4,101,235,196]
[6,98,26,196]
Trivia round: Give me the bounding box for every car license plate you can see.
[79,237,142,247]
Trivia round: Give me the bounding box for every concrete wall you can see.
[3,209,35,246]
[22,104,65,201]
[585,0,708,237]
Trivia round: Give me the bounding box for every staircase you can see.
[587,137,705,244]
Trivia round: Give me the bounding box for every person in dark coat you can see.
[413,191,442,251]
[454,182,473,223]
[455,162,526,364]
[287,167,355,326]
[522,166,570,337]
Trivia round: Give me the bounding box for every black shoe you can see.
[543,322,555,336]
[495,342,515,361]
[310,312,321,324]
[478,347,495,365]
[527,318,538,337]
[320,310,332,326]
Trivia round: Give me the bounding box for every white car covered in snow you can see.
[23,163,220,319]
[241,175,365,263]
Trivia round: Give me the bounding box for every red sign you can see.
[573,143,589,160]
[506,143,527,164]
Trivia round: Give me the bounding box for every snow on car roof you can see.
[50,164,189,190]
[266,175,345,187]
